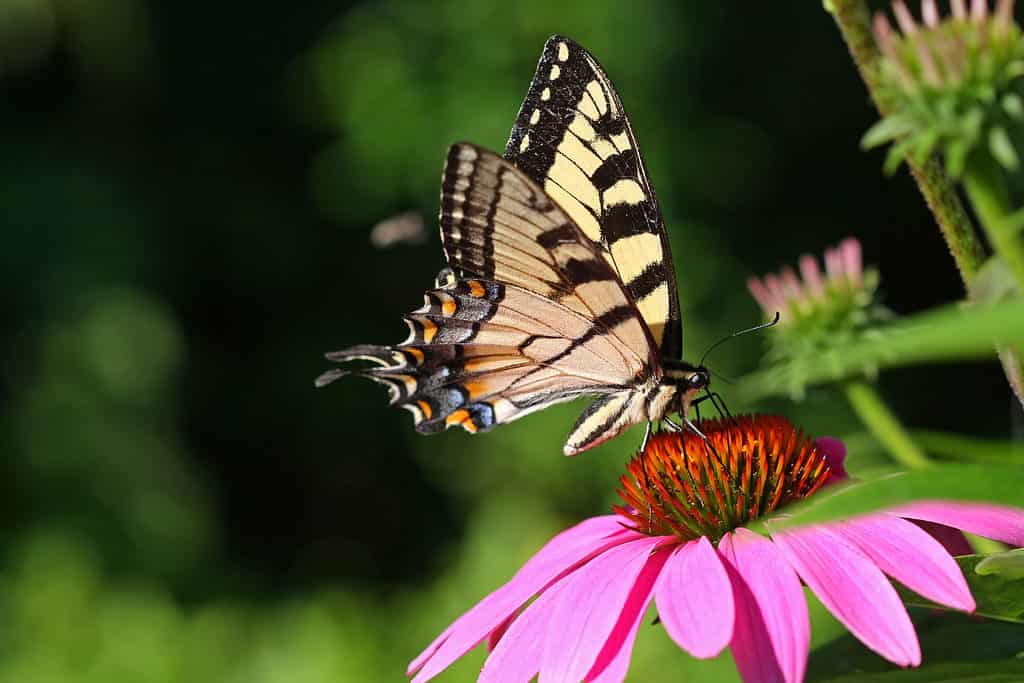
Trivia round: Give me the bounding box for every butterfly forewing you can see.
[317,143,658,437]
[503,35,682,361]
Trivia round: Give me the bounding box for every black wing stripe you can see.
[503,35,683,361]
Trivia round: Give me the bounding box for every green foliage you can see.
[737,298,1024,401]
[755,464,1024,534]
[894,553,1024,624]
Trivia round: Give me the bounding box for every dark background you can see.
[1,1,1018,680]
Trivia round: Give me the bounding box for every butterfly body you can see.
[318,36,709,455]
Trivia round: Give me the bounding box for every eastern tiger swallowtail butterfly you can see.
[317,35,711,455]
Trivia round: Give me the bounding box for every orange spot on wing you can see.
[445,407,479,433]
[446,408,470,427]
[441,298,457,316]
[462,380,488,399]
[421,318,437,343]
[416,400,432,420]
[468,280,486,298]
[406,347,425,363]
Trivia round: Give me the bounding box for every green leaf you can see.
[884,138,915,175]
[815,660,1024,682]
[754,464,1024,534]
[896,554,1024,623]
[946,137,972,177]
[735,298,1024,402]
[808,611,1024,682]
[846,429,1024,464]
[862,115,916,149]
[1001,92,1024,120]
[976,548,1024,581]
[969,258,1020,303]
[988,126,1019,170]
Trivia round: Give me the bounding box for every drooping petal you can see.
[839,515,975,611]
[538,536,663,683]
[773,526,920,667]
[718,529,809,683]
[654,537,734,658]
[478,580,568,683]
[814,436,848,484]
[586,545,672,683]
[894,502,1024,547]
[409,515,639,681]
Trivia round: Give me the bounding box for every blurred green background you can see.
[2,0,1021,681]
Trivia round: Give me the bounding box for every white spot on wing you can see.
[591,139,619,160]
[557,41,569,62]
[546,156,600,212]
[568,114,597,142]
[585,80,609,117]
[529,109,540,125]
[636,281,670,347]
[604,179,647,206]
[519,134,530,153]
[541,87,551,101]
[610,233,663,284]
[555,134,602,175]
[549,65,561,80]
[610,131,632,153]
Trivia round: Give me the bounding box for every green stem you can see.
[842,380,932,470]
[963,154,1024,292]
[828,0,987,286]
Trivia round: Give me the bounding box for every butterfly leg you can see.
[681,416,708,440]
[639,421,653,452]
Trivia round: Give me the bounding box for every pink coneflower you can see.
[408,416,1024,683]
[866,0,1024,175]
[747,237,870,324]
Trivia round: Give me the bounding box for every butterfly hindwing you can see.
[317,277,649,436]
[503,35,682,361]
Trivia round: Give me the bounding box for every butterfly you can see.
[316,35,712,455]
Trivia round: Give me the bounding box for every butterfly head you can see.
[660,359,710,414]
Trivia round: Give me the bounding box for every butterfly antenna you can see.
[698,311,781,367]
[709,368,736,386]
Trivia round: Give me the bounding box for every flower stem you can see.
[827,0,987,286]
[842,380,932,470]
[962,154,1024,292]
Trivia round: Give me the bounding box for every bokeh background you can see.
[2,1,1022,681]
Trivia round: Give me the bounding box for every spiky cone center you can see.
[615,415,831,541]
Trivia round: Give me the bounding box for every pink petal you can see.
[487,612,517,652]
[773,526,920,667]
[952,0,968,20]
[655,537,734,658]
[586,545,673,683]
[409,515,638,681]
[893,0,920,35]
[971,0,989,22]
[748,277,777,313]
[539,536,663,682]
[839,238,862,287]
[874,13,898,57]
[895,502,1024,547]
[478,580,568,683]
[798,254,825,300]
[838,515,975,611]
[718,529,809,683]
[824,245,843,281]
